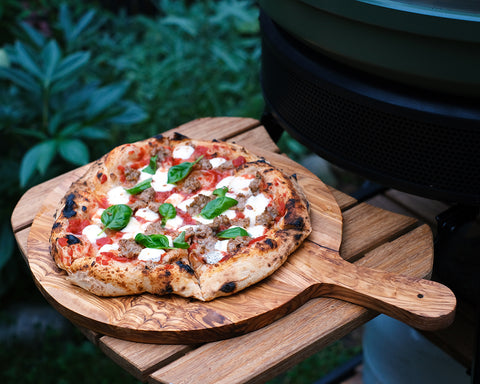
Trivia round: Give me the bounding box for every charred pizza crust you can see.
[50,133,311,301]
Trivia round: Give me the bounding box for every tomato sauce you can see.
[248,235,267,246]
[96,237,113,247]
[67,219,90,234]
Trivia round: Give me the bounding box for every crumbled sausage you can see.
[231,217,250,228]
[129,187,155,211]
[182,175,201,194]
[144,221,168,236]
[124,166,141,183]
[227,236,250,253]
[118,239,143,258]
[249,172,262,195]
[153,145,171,163]
[196,157,212,170]
[208,215,231,232]
[187,194,214,217]
[235,193,247,210]
[256,205,278,226]
[217,160,233,170]
[192,224,214,239]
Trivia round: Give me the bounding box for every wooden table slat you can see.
[10,117,448,384]
[150,223,435,384]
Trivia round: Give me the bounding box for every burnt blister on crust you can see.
[172,132,190,141]
[62,193,77,218]
[220,282,236,293]
[66,234,81,245]
[283,198,305,230]
[175,260,195,275]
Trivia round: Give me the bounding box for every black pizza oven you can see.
[258,0,480,206]
[257,2,480,381]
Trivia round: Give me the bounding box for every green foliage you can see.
[91,0,263,140]
[0,325,141,384]
[0,4,146,298]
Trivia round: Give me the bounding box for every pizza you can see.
[50,133,311,301]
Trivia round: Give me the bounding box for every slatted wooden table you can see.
[11,117,455,384]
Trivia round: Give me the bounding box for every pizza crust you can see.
[50,134,311,301]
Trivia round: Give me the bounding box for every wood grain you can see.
[18,117,455,345]
[150,224,441,384]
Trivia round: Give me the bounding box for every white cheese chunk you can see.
[151,168,175,192]
[209,157,226,168]
[120,217,146,239]
[204,250,224,264]
[247,225,266,238]
[107,186,130,205]
[135,208,159,222]
[216,175,253,195]
[82,224,106,244]
[164,215,184,230]
[194,215,214,225]
[215,240,230,253]
[138,248,165,262]
[223,209,237,220]
[99,243,119,253]
[244,193,271,223]
[165,193,185,206]
[173,145,195,159]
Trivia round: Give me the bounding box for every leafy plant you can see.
[90,0,263,140]
[0,4,146,299]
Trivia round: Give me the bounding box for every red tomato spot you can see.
[100,174,108,184]
[117,165,126,183]
[199,169,223,189]
[67,219,90,234]
[155,191,174,203]
[232,156,246,167]
[96,237,113,247]
[177,209,196,225]
[97,196,110,209]
[194,145,209,157]
[235,211,245,220]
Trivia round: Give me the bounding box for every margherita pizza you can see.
[50,133,311,301]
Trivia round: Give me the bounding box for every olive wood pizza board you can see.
[26,148,456,344]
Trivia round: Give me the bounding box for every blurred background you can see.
[1,1,363,383]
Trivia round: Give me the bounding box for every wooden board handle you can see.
[295,248,456,331]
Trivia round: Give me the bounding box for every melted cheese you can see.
[244,194,270,223]
[121,217,147,239]
[215,240,230,253]
[135,208,159,222]
[99,243,119,253]
[138,248,165,262]
[173,145,195,159]
[108,186,130,205]
[247,225,266,238]
[151,169,175,192]
[164,215,184,230]
[82,224,106,243]
[216,175,253,195]
[204,250,224,264]
[209,157,226,168]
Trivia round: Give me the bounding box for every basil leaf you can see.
[100,204,132,232]
[213,186,228,197]
[173,231,189,249]
[217,227,250,239]
[142,155,157,175]
[126,178,152,194]
[200,196,237,220]
[135,233,170,249]
[167,155,203,184]
[159,203,176,226]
